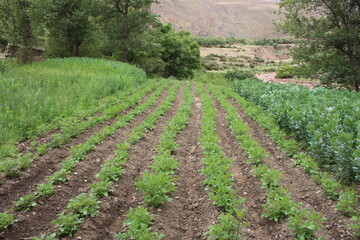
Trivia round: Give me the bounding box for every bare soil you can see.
[256,72,320,89]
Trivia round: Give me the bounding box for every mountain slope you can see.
[152,0,285,39]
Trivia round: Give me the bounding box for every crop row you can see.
[197,83,247,239]
[41,81,183,238]
[0,81,174,231]
[118,82,193,239]
[208,84,326,239]
[219,86,360,237]
[0,80,160,179]
[233,79,360,182]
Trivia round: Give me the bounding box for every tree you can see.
[0,0,38,63]
[43,0,93,57]
[100,0,160,62]
[158,24,201,79]
[276,0,360,91]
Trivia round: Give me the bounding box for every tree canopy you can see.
[276,0,360,91]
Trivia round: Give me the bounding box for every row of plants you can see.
[0,81,175,231]
[233,79,360,182]
[208,85,326,239]
[45,81,183,238]
[197,83,247,240]
[219,86,360,237]
[117,82,194,239]
[0,80,160,179]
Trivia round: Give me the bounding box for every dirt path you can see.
[229,98,355,239]
[256,72,320,89]
[151,84,219,240]
[0,85,177,240]
[67,84,186,240]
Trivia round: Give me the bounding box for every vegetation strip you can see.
[0,81,174,230]
[196,83,247,239]
[117,82,194,239]
[208,84,326,239]
[220,85,360,237]
[28,82,182,238]
[0,80,160,179]
[233,79,360,182]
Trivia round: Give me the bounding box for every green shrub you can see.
[225,70,254,81]
[276,65,295,78]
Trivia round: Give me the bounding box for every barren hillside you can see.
[152,0,285,39]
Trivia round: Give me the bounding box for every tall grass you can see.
[0,58,147,155]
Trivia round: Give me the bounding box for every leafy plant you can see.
[90,180,113,197]
[13,194,37,211]
[51,213,83,237]
[349,216,360,237]
[335,189,359,217]
[115,206,163,240]
[36,182,55,198]
[206,210,248,240]
[29,233,57,240]
[262,188,299,222]
[66,193,100,217]
[0,212,17,229]
[136,171,176,207]
[276,65,295,78]
[287,208,325,240]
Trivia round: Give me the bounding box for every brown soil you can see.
[63,84,186,240]
[212,97,293,239]
[256,72,320,89]
[0,85,176,240]
[0,89,156,210]
[228,98,356,239]
[151,84,219,239]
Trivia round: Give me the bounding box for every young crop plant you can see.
[136,171,177,207]
[205,209,248,240]
[0,212,17,230]
[197,83,247,238]
[349,216,360,237]
[29,233,57,240]
[13,194,37,211]
[115,206,163,240]
[51,212,83,237]
[287,208,325,240]
[90,180,113,197]
[66,193,100,218]
[335,189,359,217]
[36,181,55,198]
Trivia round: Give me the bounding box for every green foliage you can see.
[136,171,176,207]
[276,0,360,91]
[90,180,113,197]
[0,58,146,156]
[0,212,17,230]
[233,79,360,181]
[13,194,37,211]
[349,216,360,237]
[158,24,201,79]
[205,210,247,240]
[335,189,359,217]
[29,233,57,240]
[51,213,83,237]
[317,173,341,200]
[36,181,55,198]
[225,70,254,81]
[66,193,100,217]
[287,208,325,240]
[115,206,163,240]
[262,188,299,222]
[275,65,294,78]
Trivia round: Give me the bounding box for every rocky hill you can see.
[152,0,285,39]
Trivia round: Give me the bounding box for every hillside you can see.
[152,0,285,39]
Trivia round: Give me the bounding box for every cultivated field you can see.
[0,77,358,239]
